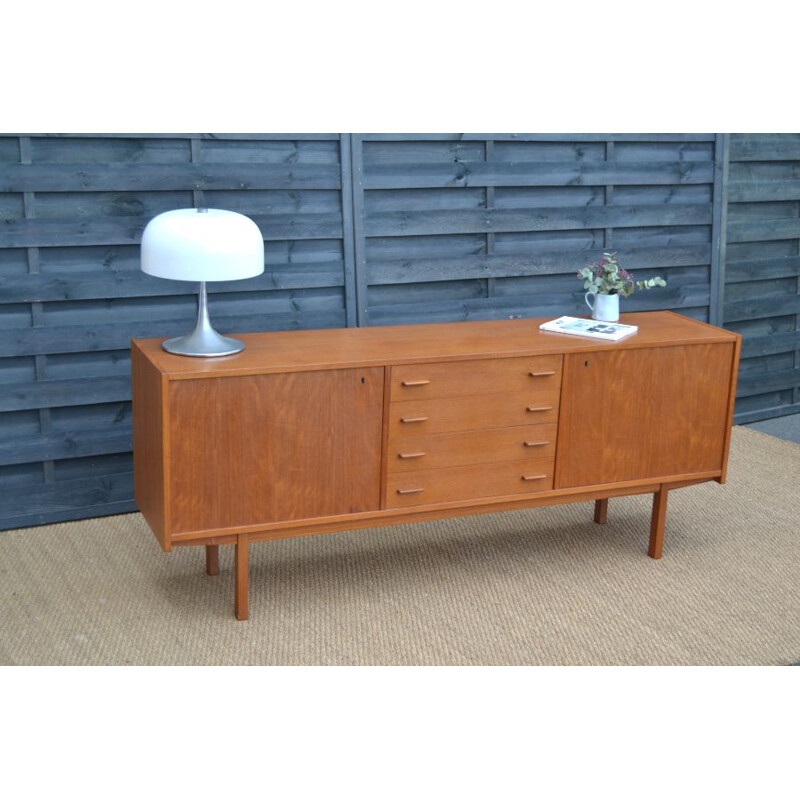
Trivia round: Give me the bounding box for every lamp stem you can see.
[160,281,245,357]
[197,281,211,334]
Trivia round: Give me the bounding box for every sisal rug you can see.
[1,426,798,665]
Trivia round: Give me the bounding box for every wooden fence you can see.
[0,132,796,530]
[0,133,354,529]
[351,133,721,326]
[722,133,800,423]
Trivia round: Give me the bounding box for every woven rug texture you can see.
[1,426,798,665]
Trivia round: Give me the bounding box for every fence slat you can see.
[0,163,341,192]
[725,255,800,283]
[0,376,131,412]
[362,133,716,142]
[365,204,712,238]
[15,133,340,141]
[727,218,800,244]
[740,330,800,359]
[0,262,345,303]
[0,471,134,518]
[0,427,132,466]
[368,244,711,285]
[737,367,800,396]
[0,308,348,358]
[728,180,800,202]
[728,138,800,162]
[0,213,344,248]
[366,283,710,326]
[363,161,713,189]
[724,293,800,323]
[0,497,137,532]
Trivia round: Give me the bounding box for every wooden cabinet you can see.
[384,355,560,507]
[386,460,555,508]
[555,344,736,488]
[132,311,740,619]
[167,369,384,534]
[390,355,562,399]
[386,424,558,473]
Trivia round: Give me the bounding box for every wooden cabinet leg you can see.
[594,498,608,524]
[205,545,220,576]
[235,534,250,621]
[649,486,668,560]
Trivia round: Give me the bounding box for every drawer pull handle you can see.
[401,379,431,387]
[524,440,549,447]
[398,452,426,459]
[397,487,424,495]
[522,474,547,481]
[401,416,428,423]
[529,370,556,377]
[526,405,553,413]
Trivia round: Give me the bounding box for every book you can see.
[539,316,638,341]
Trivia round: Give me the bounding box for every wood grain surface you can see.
[167,368,384,534]
[390,355,562,400]
[387,423,558,473]
[386,458,555,508]
[131,310,741,620]
[388,390,560,438]
[133,312,738,380]
[131,342,168,549]
[555,343,736,488]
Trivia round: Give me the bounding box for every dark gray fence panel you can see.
[9,131,790,533]
[352,133,719,328]
[0,133,354,531]
[723,133,800,424]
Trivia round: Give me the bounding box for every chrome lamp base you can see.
[162,282,245,357]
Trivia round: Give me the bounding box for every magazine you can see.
[539,316,638,341]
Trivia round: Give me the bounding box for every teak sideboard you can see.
[132,311,740,620]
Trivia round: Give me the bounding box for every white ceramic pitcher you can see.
[585,292,619,322]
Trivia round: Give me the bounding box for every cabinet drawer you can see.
[387,423,558,473]
[391,355,562,400]
[386,459,555,508]
[388,390,559,437]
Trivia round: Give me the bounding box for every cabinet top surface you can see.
[132,311,739,379]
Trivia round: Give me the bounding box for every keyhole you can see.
[584,360,589,367]
[361,376,365,384]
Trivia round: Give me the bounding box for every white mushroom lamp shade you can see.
[141,208,265,357]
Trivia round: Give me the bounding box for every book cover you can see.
[539,316,638,341]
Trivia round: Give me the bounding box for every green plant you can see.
[578,252,666,297]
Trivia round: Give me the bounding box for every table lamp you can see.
[141,208,264,357]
